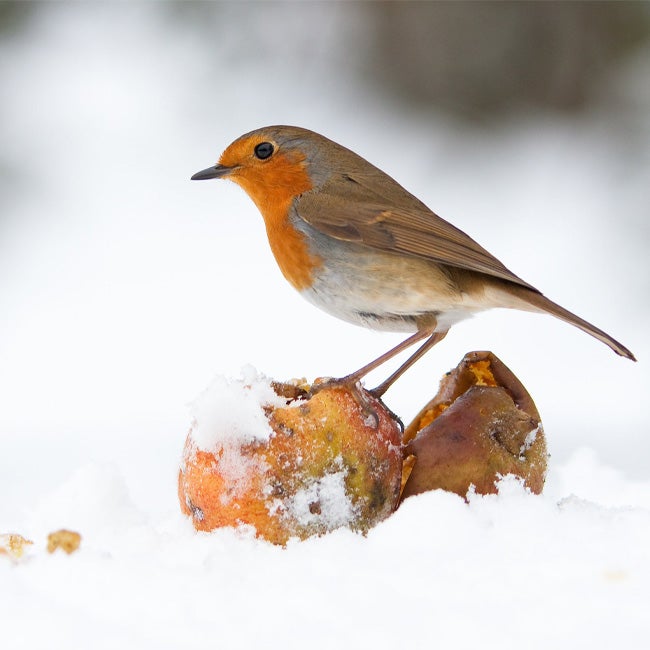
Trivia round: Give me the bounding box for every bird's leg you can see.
[309,328,440,427]
[370,329,449,398]
[338,328,433,385]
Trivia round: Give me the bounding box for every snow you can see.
[188,365,288,448]
[278,461,356,529]
[520,424,541,457]
[1,4,649,649]
[3,460,650,649]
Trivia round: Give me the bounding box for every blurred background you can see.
[1,1,649,523]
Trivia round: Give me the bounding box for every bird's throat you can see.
[265,217,323,291]
[229,153,321,291]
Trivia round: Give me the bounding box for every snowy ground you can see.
[1,5,649,649]
[3,460,650,650]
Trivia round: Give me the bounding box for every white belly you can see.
[298,238,482,333]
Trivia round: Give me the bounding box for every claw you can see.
[309,377,403,432]
[310,377,379,428]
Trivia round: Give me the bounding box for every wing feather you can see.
[295,172,536,290]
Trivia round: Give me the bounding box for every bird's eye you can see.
[254,142,274,160]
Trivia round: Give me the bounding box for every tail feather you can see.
[508,286,636,361]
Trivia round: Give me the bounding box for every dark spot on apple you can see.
[186,497,204,522]
[368,480,388,510]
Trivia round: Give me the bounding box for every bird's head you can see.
[191,125,333,215]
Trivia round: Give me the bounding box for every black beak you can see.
[191,164,233,181]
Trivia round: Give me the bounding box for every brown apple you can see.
[400,351,547,500]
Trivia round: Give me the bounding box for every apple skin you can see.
[178,383,403,545]
[400,351,547,500]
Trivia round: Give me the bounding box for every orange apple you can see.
[178,375,402,545]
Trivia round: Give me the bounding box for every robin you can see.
[192,125,635,395]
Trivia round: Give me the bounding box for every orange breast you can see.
[228,152,322,291]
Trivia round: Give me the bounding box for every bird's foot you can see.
[309,376,403,432]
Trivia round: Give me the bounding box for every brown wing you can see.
[295,171,537,290]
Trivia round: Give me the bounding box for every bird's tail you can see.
[506,285,636,361]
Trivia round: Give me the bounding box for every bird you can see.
[191,125,635,396]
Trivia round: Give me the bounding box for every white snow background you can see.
[1,4,649,649]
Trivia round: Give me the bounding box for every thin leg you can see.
[308,327,446,430]
[370,329,449,397]
[339,328,433,385]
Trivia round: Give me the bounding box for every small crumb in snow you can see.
[47,529,82,555]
